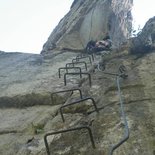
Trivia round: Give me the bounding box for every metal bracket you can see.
[64,72,92,86]
[97,63,128,79]
[118,65,128,79]
[50,88,83,104]
[119,65,127,73]
[59,97,98,122]
[44,126,96,155]
[58,66,82,78]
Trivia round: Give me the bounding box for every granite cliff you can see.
[41,0,133,53]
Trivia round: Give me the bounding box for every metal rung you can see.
[51,88,83,104]
[66,61,88,71]
[60,97,98,122]
[44,126,96,155]
[72,56,92,64]
[64,72,92,86]
[76,54,94,62]
[58,66,82,78]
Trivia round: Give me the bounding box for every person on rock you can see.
[85,40,96,53]
[95,35,112,49]
[86,34,112,54]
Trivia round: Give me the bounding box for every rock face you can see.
[1,49,155,155]
[42,0,133,53]
[130,16,155,54]
[1,1,155,154]
[0,51,78,107]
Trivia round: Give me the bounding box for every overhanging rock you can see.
[41,0,133,53]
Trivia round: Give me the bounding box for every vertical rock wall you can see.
[130,16,155,54]
[41,0,133,53]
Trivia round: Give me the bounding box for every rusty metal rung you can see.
[76,54,94,62]
[66,61,88,71]
[59,97,98,122]
[72,55,92,64]
[58,66,82,78]
[44,126,96,155]
[51,88,83,104]
[64,72,92,86]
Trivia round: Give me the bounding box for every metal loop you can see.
[59,97,98,122]
[66,61,88,71]
[76,54,94,62]
[58,66,82,78]
[44,126,96,155]
[72,55,92,64]
[64,72,92,86]
[51,88,83,104]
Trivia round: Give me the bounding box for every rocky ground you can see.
[0,50,155,155]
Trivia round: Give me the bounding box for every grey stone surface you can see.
[0,49,155,154]
[1,1,155,154]
[130,16,155,54]
[41,0,133,53]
